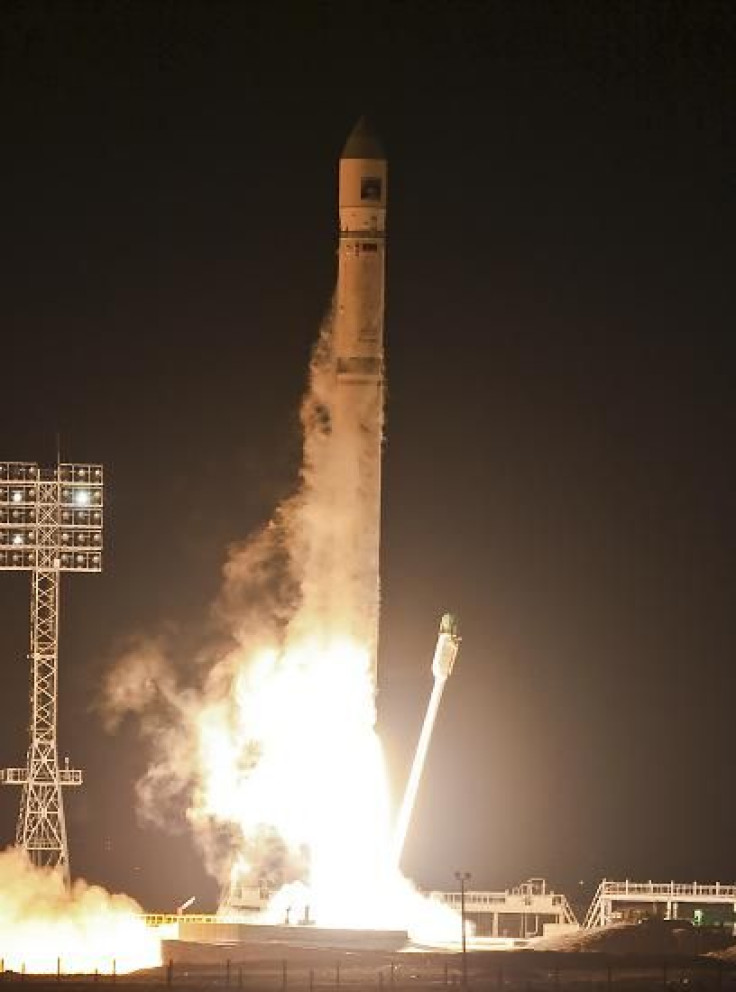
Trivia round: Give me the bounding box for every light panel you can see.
[0,462,104,572]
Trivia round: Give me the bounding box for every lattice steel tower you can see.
[0,462,104,884]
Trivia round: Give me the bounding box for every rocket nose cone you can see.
[341,117,385,160]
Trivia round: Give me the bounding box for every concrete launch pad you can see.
[165,922,408,962]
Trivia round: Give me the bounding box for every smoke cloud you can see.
[100,305,384,896]
[0,847,160,974]
[98,304,458,940]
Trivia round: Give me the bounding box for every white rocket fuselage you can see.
[333,121,387,686]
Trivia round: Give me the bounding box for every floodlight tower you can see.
[0,461,103,885]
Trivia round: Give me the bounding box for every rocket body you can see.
[335,121,387,382]
[222,122,388,912]
[332,120,387,686]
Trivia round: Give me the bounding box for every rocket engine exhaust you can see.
[392,614,461,869]
[99,122,464,942]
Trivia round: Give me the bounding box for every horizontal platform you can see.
[598,880,736,903]
[0,768,82,785]
[151,919,407,955]
[584,879,736,928]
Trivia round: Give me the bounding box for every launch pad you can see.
[161,921,408,962]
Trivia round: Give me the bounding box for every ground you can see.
[4,947,736,992]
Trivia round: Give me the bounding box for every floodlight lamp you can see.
[74,490,90,506]
[12,534,23,546]
[11,491,22,503]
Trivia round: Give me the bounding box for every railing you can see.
[0,767,81,785]
[584,880,736,929]
[142,913,248,927]
[432,889,579,927]
[601,880,736,899]
[0,768,27,784]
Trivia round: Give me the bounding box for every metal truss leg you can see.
[16,567,70,884]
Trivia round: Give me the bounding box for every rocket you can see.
[333,118,387,686]
[335,118,387,381]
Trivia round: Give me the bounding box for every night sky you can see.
[1,2,735,915]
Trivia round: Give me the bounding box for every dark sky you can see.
[1,1,735,914]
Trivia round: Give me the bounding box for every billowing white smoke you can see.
[0,848,161,974]
[101,309,457,938]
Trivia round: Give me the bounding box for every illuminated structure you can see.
[432,879,579,941]
[0,461,104,883]
[584,879,736,928]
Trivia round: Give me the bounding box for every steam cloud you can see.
[99,294,463,942]
[0,847,160,974]
[100,306,384,897]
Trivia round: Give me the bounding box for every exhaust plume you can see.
[101,307,458,939]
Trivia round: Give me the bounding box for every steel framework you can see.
[433,878,579,939]
[0,461,103,884]
[584,879,736,928]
